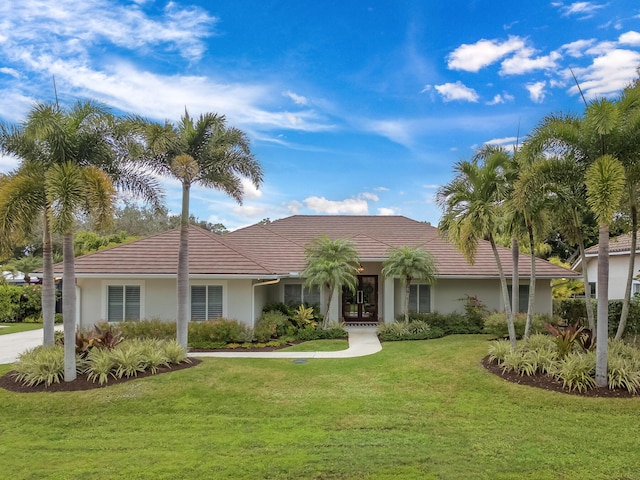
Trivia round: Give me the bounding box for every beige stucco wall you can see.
[76,277,255,329]
[584,253,640,300]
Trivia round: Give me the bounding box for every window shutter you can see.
[208,286,223,319]
[124,286,141,321]
[191,286,207,321]
[108,286,124,322]
[418,285,431,313]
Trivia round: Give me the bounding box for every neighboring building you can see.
[574,232,640,300]
[50,215,575,329]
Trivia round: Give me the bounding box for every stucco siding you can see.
[226,279,253,325]
[585,253,640,300]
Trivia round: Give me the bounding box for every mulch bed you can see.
[481,355,639,398]
[0,359,201,394]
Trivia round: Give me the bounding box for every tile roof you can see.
[65,215,575,278]
[584,232,638,255]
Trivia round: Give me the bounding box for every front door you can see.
[342,275,378,322]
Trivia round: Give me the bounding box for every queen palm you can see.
[139,111,262,348]
[302,236,359,328]
[437,150,517,349]
[585,154,626,388]
[382,246,438,323]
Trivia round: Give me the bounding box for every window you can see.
[284,283,320,306]
[507,285,530,313]
[191,285,223,321]
[632,282,640,296]
[107,285,140,322]
[408,284,431,313]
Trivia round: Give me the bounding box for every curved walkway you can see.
[190,326,382,359]
[0,326,63,365]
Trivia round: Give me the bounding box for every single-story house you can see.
[55,215,575,329]
[573,232,640,300]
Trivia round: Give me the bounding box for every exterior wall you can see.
[585,253,640,300]
[76,276,254,328]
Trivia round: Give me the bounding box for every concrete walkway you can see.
[0,325,382,365]
[0,326,63,365]
[190,325,382,359]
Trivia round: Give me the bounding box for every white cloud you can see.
[360,192,379,202]
[0,153,19,171]
[553,2,606,18]
[0,67,19,78]
[526,81,547,103]
[433,81,479,102]
[422,184,439,189]
[240,177,263,200]
[377,208,396,216]
[486,93,515,105]
[374,186,389,192]
[304,196,369,215]
[500,49,561,75]
[447,36,526,72]
[232,205,267,217]
[283,90,309,106]
[485,136,518,146]
[562,39,597,57]
[569,49,640,98]
[287,200,303,215]
[619,31,640,46]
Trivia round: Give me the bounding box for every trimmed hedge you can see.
[402,311,483,335]
[554,298,640,337]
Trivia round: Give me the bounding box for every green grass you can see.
[0,322,43,335]
[281,339,349,352]
[2,335,640,479]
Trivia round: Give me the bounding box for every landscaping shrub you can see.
[262,302,295,318]
[402,311,482,334]
[554,298,640,338]
[0,286,22,323]
[188,319,253,347]
[117,318,176,340]
[553,351,597,392]
[255,310,292,341]
[295,323,348,340]
[483,312,558,338]
[12,345,65,387]
[377,321,445,341]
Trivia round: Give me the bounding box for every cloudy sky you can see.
[1,0,639,230]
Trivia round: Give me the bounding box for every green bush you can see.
[117,319,175,340]
[377,321,445,341]
[12,345,65,386]
[0,285,22,322]
[404,311,482,335]
[295,323,348,341]
[553,352,597,393]
[483,312,558,338]
[189,319,253,346]
[554,298,640,338]
[255,310,291,341]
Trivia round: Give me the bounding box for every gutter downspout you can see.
[251,278,281,328]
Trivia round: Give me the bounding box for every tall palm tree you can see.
[436,150,517,349]
[0,131,56,345]
[2,101,162,381]
[302,236,359,328]
[585,154,626,388]
[139,111,262,348]
[381,246,438,323]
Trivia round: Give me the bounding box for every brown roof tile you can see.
[584,232,638,255]
[65,215,575,278]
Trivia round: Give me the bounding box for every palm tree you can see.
[585,154,626,388]
[139,111,262,348]
[0,130,56,346]
[381,246,438,323]
[436,150,517,349]
[10,256,43,284]
[2,101,162,381]
[302,236,359,328]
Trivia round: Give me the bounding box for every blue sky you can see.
[1,1,639,230]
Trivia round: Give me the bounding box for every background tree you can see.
[585,154,625,388]
[302,236,359,328]
[139,111,261,348]
[382,246,438,323]
[437,151,517,349]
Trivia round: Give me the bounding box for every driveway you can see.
[0,327,62,365]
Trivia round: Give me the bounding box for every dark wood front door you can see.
[342,275,378,322]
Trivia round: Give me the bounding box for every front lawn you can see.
[0,322,43,335]
[1,335,639,479]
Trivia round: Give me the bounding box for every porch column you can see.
[383,277,395,324]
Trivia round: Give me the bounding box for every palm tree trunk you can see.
[524,220,536,339]
[323,283,333,329]
[41,210,56,346]
[176,182,190,348]
[616,196,637,340]
[595,225,609,388]
[62,232,77,382]
[577,234,596,331]
[404,280,411,323]
[489,233,517,349]
[512,237,519,316]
